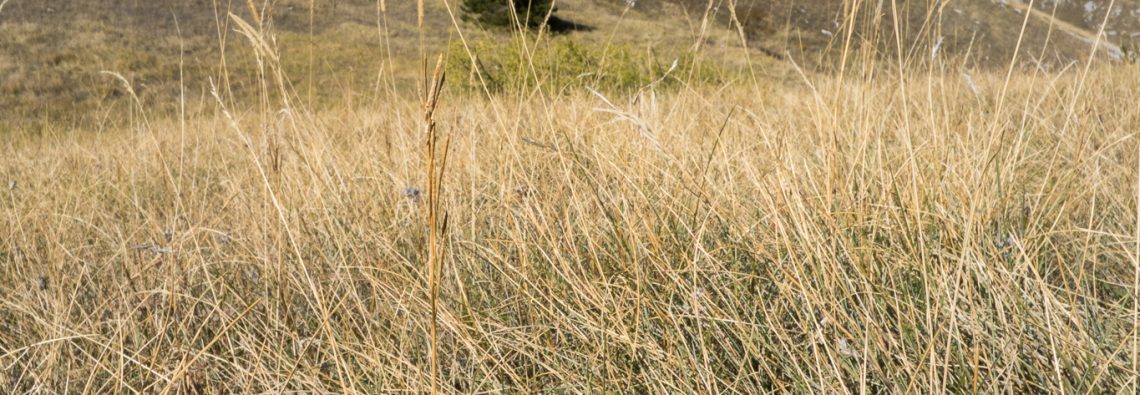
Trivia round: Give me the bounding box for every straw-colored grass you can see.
[4,59,1140,392]
[4,0,1140,392]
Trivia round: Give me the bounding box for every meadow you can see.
[3,0,1140,393]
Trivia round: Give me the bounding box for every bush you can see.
[461,0,557,30]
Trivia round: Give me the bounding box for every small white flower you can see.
[931,36,944,60]
[995,233,1017,249]
[838,338,860,358]
[962,72,979,95]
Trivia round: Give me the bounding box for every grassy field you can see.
[4,0,1140,393]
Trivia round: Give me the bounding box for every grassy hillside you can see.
[0,0,766,129]
[0,0,442,125]
[4,0,1135,129]
[664,0,1139,67]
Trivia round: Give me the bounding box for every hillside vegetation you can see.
[4,0,1140,393]
[0,0,761,127]
[4,0,1137,127]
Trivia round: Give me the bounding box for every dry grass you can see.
[5,1,1140,393]
[4,61,1140,392]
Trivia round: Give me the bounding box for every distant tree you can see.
[461,0,557,30]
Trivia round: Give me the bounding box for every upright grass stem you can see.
[421,54,450,395]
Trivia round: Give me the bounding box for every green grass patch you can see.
[446,37,728,94]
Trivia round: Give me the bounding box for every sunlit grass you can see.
[3,0,1140,393]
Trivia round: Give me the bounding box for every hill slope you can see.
[665,0,1138,67]
[0,0,761,126]
[2,0,1136,127]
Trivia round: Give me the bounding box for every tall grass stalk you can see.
[422,55,450,395]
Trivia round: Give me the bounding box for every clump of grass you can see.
[3,1,1140,393]
[4,61,1140,392]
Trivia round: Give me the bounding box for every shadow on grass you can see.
[546,16,593,34]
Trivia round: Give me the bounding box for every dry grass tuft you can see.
[3,1,1140,393]
[4,61,1140,391]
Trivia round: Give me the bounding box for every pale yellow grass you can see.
[3,62,1140,392]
